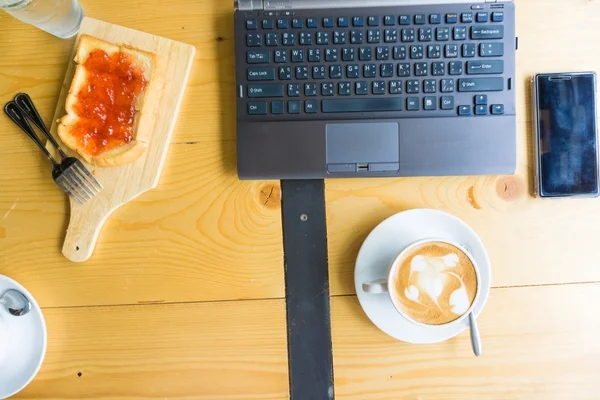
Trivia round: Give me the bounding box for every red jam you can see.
[71,49,147,156]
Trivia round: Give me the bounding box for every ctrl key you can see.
[248,102,267,115]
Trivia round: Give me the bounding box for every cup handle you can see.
[362,279,389,294]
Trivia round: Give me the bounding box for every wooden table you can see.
[1,0,600,398]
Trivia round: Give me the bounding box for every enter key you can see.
[467,60,504,74]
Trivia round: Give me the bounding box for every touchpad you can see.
[326,122,399,170]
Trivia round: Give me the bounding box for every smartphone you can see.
[533,72,599,198]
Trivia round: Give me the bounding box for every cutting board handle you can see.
[62,204,114,262]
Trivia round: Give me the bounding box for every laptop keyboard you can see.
[238,7,512,118]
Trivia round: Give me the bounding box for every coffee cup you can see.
[363,238,480,328]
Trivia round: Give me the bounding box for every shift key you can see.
[248,84,285,98]
[458,78,504,92]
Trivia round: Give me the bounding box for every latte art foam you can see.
[392,242,478,325]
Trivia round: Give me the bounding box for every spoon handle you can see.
[469,312,482,357]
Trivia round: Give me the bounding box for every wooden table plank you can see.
[15,299,288,400]
[0,141,283,307]
[331,283,600,400]
[327,0,600,295]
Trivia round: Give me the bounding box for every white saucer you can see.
[354,209,491,344]
[0,275,47,399]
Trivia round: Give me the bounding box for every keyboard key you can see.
[446,13,458,23]
[419,27,433,41]
[445,44,458,58]
[436,27,450,41]
[462,12,473,23]
[248,101,267,114]
[339,82,352,95]
[476,12,489,23]
[428,44,441,59]
[480,42,504,57]
[262,19,274,29]
[295,66,309,79]
[351,30,364,44]
[458,105,471,115]
[467,60,504,74]
[288,100,301,114]
[334,31,347,44]
[299,32,313,45]
[266,32,279,46]
[323,17,335,28]
[475,105,487,115]
[321,82,335,96]
[381,63,394,77]
[398,63,410,77]
[368,29,381,43]
[246,33,262,47]
[389,80,403,94]
[449,61,463,75]
[441,79,455,93]
[393,45,407,60]
[415,62,428,76]
[432,62,445,76]
[291,49,305,62]
[316,31,330,45]
[407,80,419,94]
[410,45,424,59]
[308,48,321,62]
[471,25,503,39]
[282,32,296,45]
[372,81,386,94]
[430,13,441,24]
[359,47,373,61]
[247,20,258,30]
[424,96,437,110]
[277,19,289,29]
[384,15,395,26]
[312,65,325,79]
[325,48,339,62]
[323,98,403,113]
[278,66,292,80]
[287,83,300,96]
[414,14,426,24]
[363,64,376,77]
[376,46,390,60]
[475,94,488,105]
[458,77,504,92]
[454,26,467,40]
[491,104,504,114]
[271,100,284,114]
[304,83,317,96]
[346,64,359,78]
[338,16,349,27]
[305,99,318,113]
[248,84,284,98]
[368,16,380,26]
[423,79,436,93]
[402,28,415,42]
[353,16,365,27]
[247,50,270,64]
[463,43,476,57]
[407,97,420,111]
[274,49,288,63]
[248,67,276,81]
[330,64,343,78]
[292,18,303,29]
[385,29,398,43]
[342,48,355,61]
[492,12,504,22]
[355,81,368,95]
[399,15,411,25]
[441,96,454,110]
[307,18,318,28]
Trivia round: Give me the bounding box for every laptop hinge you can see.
[258,0,509,11]
[236,0,264,11]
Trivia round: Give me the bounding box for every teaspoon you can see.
[0,289,31,317]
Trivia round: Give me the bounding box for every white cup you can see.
[362,238,481,328]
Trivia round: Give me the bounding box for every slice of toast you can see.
[58,34,158,167]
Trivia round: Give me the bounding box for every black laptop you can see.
[234,0,517,179]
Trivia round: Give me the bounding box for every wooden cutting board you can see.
[47,17,196,262]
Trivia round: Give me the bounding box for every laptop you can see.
[234,0,517,179]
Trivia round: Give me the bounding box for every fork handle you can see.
[14,93,67,159]
[4,102,60,166]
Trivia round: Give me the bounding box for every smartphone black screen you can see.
[536,73,599,197]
